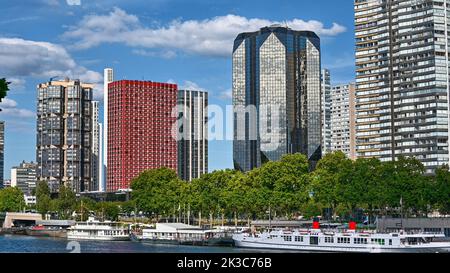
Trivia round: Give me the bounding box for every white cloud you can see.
[0,37,102,84]
[66,0,81,5]
[0,98,35,118]
[132,49,177,59]
[62,8,346,57]
[179,81,206,91]
[0,98,18,108]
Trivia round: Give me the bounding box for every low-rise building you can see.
[11,161,37,195]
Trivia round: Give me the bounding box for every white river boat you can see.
[233,227,450,253]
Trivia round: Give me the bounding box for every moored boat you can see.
[26,226,67,238]
[67,218,130,241]
[233,223,450,253]
[140,223,234,246]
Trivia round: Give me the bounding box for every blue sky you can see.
[0,0,355,179]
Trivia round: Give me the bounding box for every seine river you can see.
[0,235,252,253]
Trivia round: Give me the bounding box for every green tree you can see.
[435,166,450,214]
[0,78,10,104]
[0,187,26,212]
[56,185,77,219]
[130,167,180,219]
[97,202,120,221]
[191,170,236,226]
[310,151,353,220]
[35,181,52,216]
[348,158,383,219]
[77,197,97,221]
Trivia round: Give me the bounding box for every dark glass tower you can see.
[232,25,322,172]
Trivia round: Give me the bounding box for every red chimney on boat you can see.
[349,222,357,230]
[312,221,320,229]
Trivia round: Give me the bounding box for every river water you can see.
[0,235,253,253]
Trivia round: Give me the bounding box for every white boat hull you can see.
[67,234,130,241]
[233,236,450,253]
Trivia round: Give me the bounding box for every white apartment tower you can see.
[91,101,103,191]
[103,68,113,189]
[330,84,357,160]
[355,0,450,172]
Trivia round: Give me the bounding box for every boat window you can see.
[337,237,350,244]
[371,238,385,245]
[324,237,334,243]
[389,239,392,246]
[282,236,292,242]
[354,238,367,244]
[424,228,441,234]
[294,236,303,242]
[310,237,319,245]
[445,228,450,237]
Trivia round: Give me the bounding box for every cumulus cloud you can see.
[132,49,177,59]
[0,38,102,84]
[0,98,35,118]
[62,7,346,57]
[179,81,206,91]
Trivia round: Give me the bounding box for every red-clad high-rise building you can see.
[107,80,177,192]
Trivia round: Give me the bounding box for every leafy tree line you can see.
[129,152,450,223]
[3,151,449,223]
[34,181,121,221]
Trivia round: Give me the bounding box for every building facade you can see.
[107,80,177,192]
[103,68,114,189]
[11,161,37,195]
[0,121,4,188]
[355,0,450,172]
[321,69,332,155]
[330,84,357,160]
[91,101,103,191]
[177,90,208,181]
[36,78,93,193]
[233,25,322,172]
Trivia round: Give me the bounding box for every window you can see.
[338,237,351,244]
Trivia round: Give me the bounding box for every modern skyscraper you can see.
[177,90,208,181]
[355,0,450,172]
[36,78,93,193]
[321,69,332,155]
[103,68,113,188]
[0,121,4,188]
[11,161,37,195]
[233,25,322,172]
[91,101,103,191]
[330,84,357,160]
[107,80,177,192]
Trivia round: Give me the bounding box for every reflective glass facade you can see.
[355,0,450,173]
[233,26,322,172]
